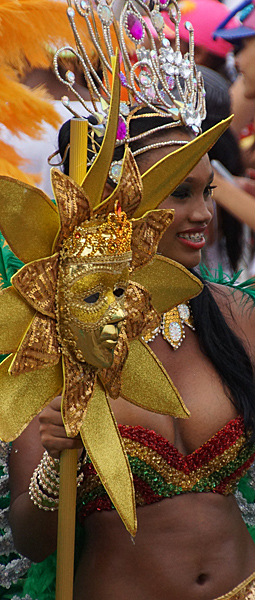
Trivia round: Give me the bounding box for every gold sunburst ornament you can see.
[0,57,231,537]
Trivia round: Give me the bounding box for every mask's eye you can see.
[114,287,125,299]
[84,292,100,304]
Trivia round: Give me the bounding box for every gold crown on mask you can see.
[62,202,132,261]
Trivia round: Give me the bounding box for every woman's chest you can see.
[111,330,238,455]
[151,330,238,453]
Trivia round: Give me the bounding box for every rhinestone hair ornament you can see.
[53,0,206,178]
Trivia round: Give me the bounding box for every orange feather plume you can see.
[0,1,134,180]
[0,1,76,180]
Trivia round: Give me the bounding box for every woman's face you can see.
[235,37,255,99]
[138,130,214,269]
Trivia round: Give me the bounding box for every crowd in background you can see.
[1,0,255,280]
[2,2,255,599]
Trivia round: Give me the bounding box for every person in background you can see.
[214,0,255,275]
[198,66,246,274]
[145,0,240,81]
[214,0,255,160]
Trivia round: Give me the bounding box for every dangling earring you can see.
[143,302,195,350]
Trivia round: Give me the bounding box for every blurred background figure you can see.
[198,66,248,275]
[0,0,74,186]
[215,0,255,164]
[213,0,255,275]
[0,0,102,195]
[145,0,240,81]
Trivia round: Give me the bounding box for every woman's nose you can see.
[190,195,213,223]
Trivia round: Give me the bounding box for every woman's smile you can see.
[177,226,207,250]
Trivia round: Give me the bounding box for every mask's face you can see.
[57,261,129,369]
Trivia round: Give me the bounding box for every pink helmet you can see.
[145,0,240,58]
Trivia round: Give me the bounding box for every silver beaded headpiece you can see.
[53,0,206,180]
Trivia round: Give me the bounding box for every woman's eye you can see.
[84,292,100,304]
[114,287,125,298]
[171,187,190,200]
[204,185,216,199]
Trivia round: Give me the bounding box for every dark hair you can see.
[190,273,255,443]
[58,109,191,176]
[58,111,255,441]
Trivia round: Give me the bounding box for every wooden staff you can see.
[55,118,88,600]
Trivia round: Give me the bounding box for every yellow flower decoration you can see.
[0,59,231,535]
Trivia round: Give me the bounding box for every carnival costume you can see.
[0,0,246,597]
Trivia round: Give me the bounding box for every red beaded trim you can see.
[119,416,244,469]
[77,416,255,522]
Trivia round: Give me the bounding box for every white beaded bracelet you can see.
[29,450,86,511]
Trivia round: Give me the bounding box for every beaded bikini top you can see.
[77,416,255,522]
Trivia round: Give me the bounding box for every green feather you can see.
[200,264,255,303]
[0,233,24,290]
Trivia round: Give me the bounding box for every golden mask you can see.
[57,262,130,368]
[56,206,132,369]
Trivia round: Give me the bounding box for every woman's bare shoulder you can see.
[206,281,255,360]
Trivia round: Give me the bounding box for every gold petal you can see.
[0,286,35,354]
[62,355,96,438]
[133,255,203,314]
[0,354,63,442]
[131,209,174,271]
[134,117,233,218]
[81,55,120,208]
[94,148,142,218]
[12,253,59,318]
[0,176,59,262]
[121,339,190,418]
[124,282,160,341]
[99,328,129,399]
[51,169,92,251]
[10,314,60,375]
[80,378,137,537]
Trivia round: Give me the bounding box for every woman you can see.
[8,109,255,600]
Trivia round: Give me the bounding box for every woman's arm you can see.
[230,75,255,137]
[9,396,83,562]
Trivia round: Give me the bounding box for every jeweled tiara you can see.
[52,0,206,177]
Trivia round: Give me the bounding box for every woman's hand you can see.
[233,169,255,197]
[39,395,83,459]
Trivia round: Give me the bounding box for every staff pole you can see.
[55,118,88,600]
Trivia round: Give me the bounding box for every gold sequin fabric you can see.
[94,148,142,219]
[62,355,96,437]
[51,169,92,252]
[130,208,174,271]
[12,254,59,318]
[124,282,160,341]
[213,572,255,599]
[61,208,132,260]
[77,417,255,519]
[10,314,59,375]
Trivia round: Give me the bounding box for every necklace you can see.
[143,302,195,350]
